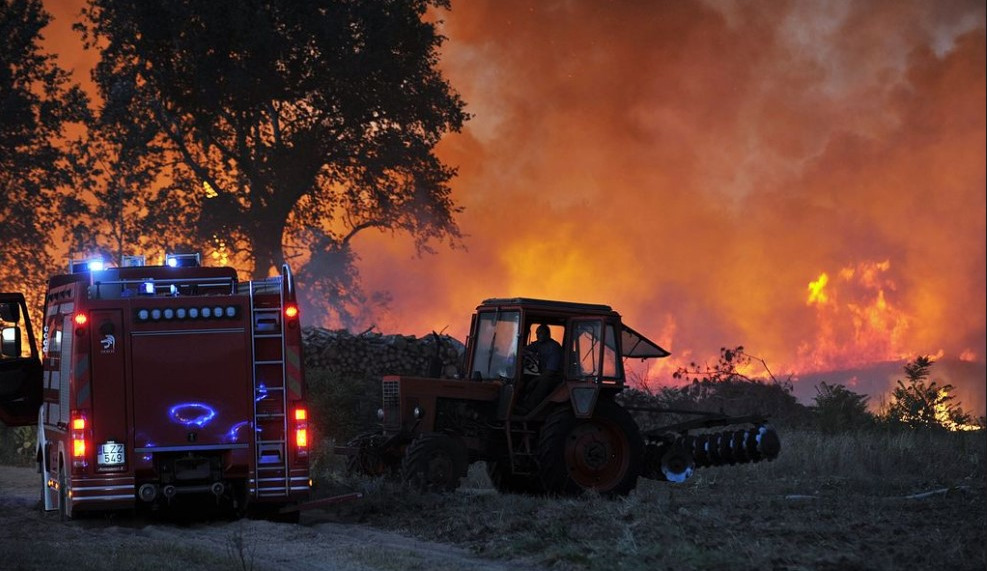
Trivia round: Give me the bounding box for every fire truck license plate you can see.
[98,442,125,465]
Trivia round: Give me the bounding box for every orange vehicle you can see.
[0,254,309,520]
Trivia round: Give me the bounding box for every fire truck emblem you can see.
[169,403,217,427]
[100,334,116,352]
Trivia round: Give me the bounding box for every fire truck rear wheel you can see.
[537,400,644,497]
[58,463,69,521]
[402,433,467,493]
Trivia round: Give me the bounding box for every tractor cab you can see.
[464,298,669,417]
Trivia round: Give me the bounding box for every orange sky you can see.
[41,0,986,414]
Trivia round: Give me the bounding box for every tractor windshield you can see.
[471,310,520,380]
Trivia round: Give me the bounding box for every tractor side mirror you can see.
[1,326,22,358]
[0,302,19,323]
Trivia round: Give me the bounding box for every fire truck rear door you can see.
[130,326,251,448]
[90,310,129,465]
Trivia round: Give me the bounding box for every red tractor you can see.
[338,297,780,496]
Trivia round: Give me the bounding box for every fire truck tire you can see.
[230,481,249,520]
[57,462,70,521]
[486,460,543,495]
[536,400,644,497]
[401,433,467,493]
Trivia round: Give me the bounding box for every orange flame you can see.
[40,0,986,416]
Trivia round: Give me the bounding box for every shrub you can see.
[813,382,874,433]
[883,356,973,430]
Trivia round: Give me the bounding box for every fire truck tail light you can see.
[293,406,309,454]
[73,438,87,458]
[285,304,299,319]
[70,411,89,464]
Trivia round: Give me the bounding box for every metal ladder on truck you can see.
[247,267,292,499]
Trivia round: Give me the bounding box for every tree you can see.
[0,0,89,299]
[76,0,469,323]
[812,382,873,433]
[66,106,192,266]
[668,346,809,425]
[884,355,972,430]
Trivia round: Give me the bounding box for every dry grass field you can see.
[312,428,986,570]
[1,424,984,570]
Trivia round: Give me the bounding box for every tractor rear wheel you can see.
[401,433,467,492]
[537,400,643,497]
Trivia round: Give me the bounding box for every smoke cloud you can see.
[358,0,986,413]
[42,0,986,413]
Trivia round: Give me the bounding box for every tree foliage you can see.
[622,346,811,426]
[65,93,183,265]
[884,355,972,430]
[0,0,89,298]
[74,0,469,325]
[812,382,873,433]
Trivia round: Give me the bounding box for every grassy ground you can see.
[310,428,986,570]
[1,425,983,570]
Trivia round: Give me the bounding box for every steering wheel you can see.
[522,350,539,374]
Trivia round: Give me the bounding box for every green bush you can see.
[813,382,874,433]
[883,356,973,430]
[0,425,36,466]
[306,367,381,447]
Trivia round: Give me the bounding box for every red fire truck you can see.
[0,254,310,519]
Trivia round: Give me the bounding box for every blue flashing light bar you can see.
[69,258,105,274]
[166,253,201,268]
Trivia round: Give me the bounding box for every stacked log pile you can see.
[301,327,464,378]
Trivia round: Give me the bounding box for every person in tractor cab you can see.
[516,324,564,414]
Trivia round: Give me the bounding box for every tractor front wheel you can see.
[537,400,643,497]
[401,433,467,492]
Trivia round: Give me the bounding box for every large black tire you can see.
[486,460,544,495]
[401,433,468,492]
[537,400,644,497]
[58,462,70,521]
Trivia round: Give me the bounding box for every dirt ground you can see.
[1,460,985,570]
[0,464,539,571]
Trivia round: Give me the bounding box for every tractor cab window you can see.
[569,319,622,381]
[471,310,520,380]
